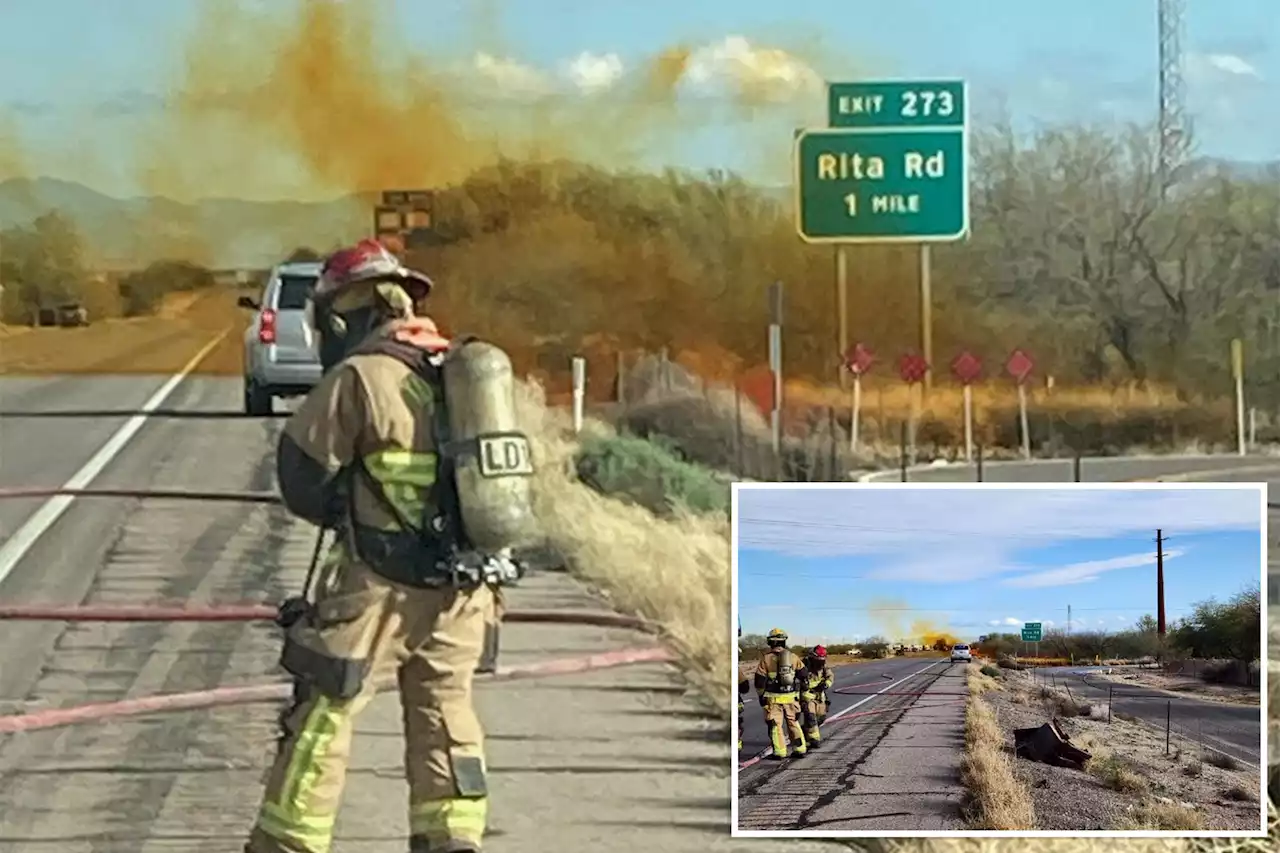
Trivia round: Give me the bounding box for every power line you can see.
[736,516,1238,542]
[736,604,1175,613]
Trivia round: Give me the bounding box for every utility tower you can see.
[1157,0,1188,198]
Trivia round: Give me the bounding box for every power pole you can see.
[1156,529,1167,637]
[1157,0,1188,199]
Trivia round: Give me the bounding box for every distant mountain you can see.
[0,177,368,269]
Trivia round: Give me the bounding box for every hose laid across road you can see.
[0,485,677,735]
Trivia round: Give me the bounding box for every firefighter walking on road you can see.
[245,239,534,853]
[801,645,834,743]
[753,628,809,759]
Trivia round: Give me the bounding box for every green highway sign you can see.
[794,127,968,243]
[796,78,969,244]
[1021,622,1043,643]
[828,80,966,129]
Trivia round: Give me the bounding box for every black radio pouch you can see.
[274,521,370,701]
[278,627,370,701]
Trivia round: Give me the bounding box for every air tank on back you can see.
[441,338,539,552]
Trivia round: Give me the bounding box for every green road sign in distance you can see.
[795,128,968,243]
[828,80,966,129]
[1021,622,1043,642]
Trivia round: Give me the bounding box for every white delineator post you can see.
[849,374,862,453]
[571,356,586,435]
[1231,338,1245,456]
[962,382,974,462]
[1017,381,1030,460]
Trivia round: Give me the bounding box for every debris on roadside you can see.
[1013,719,1092,769]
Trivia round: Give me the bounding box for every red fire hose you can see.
[0,485,679,735]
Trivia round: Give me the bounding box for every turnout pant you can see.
[246,557,497,853]
[800,695,822,744]
[761,697,806,758]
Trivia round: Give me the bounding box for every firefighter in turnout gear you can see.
[753,628,809,759]
[246,239,529,853]
[801,645,834,743]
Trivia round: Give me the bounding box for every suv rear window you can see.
[954,645,968,650]
[275,274,317,310]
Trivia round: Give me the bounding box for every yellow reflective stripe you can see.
[763,693,798,704]
[401,372,434,410]
[261,695,344,851]
[256,804,335,853]
[409,797,488,845]
[362,448,438,527]
[364,448,438,486]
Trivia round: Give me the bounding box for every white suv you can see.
[239,262,324,415]
[950,644,972,663]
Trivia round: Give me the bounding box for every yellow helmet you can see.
[766,627,788,645]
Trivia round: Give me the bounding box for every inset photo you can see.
[732,482,1268,838]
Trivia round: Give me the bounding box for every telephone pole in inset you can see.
[1156,529,1168,664]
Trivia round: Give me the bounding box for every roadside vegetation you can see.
[976,590,1262,696]
[963,666,1264,832]
[960,663,1037,830]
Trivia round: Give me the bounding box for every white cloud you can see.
[460,38,820,102]
[1202,53,1262,79]
[737,487,1259,585]
[561,51,625,94]
[681,36,822,101]
[470,52,555,96]
[1001,548,1186,589]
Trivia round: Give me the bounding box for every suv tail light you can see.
[258,308,277,344]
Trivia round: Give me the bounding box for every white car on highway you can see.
[950,644,972,663]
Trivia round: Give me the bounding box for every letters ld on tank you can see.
[477,434,534,478]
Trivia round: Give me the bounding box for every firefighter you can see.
[753,628,809,759]
[246,239,527,853]
[802,645,834,743]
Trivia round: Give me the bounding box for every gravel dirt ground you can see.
[979,671,1264,831]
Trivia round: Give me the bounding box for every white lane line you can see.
[0,330,230,586]
[824,659,949,724]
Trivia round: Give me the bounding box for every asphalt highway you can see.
[1034,665,1263,765]
[0,373,850,853]
[736,657,969,831]
[737,654,950,759]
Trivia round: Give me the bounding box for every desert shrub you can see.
[575,433,729,518]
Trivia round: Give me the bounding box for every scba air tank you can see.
[441,339,540,552]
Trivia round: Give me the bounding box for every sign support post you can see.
[843,344,875,454]
[897,353,929,467]
[836,248,849,391]
[920,245,933,396]
[950,351,982,462]
[1006,349,1035,460]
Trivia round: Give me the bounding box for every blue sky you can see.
[735,486,1264,645]
[0,0,1275,200]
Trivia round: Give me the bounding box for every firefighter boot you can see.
[410,840,480,853]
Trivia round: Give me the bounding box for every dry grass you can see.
[0,287,244,376]
[1088,753,1150,793]
[516,381,730,702]
[1114,799,1207,830]
[968,662,1000,696]
[960,665,1036,829]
